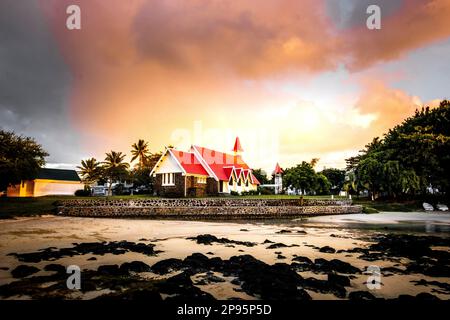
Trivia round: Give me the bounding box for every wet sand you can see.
[0,212,449,300]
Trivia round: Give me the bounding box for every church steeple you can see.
[273,162,283,175]
[232,136,243,155]
[273,163,283,194]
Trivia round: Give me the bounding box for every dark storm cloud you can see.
[325,0,404,30]
[0,0,81,165]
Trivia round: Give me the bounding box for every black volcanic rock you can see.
[313,258,360,274]
[301,277,346,298]
[327,273,351,287]
[97,264,124,276]
[44,264,66,274]
[151,258,184,275]
[221,255,310,300]
[276,229,292,234]
[120,261,151,273]
[158,272,215,300]
[96,288,162,301]
[348,291,376,300]
[292,256,313,264]
[9,241,159,263]
[319,246,336,253]
[187,234,256,247]
[11,265,40,278]
[266,243,289,249]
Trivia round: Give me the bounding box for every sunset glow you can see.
[2,0,450,172]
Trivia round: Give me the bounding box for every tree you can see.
[283,161,318,195]
[346,100,450,199]
[131,139,150,169]
[103,151,130,196]
[355,156,383,200]
[320,168,346,195]
[343,171,357,195]
[310,158,320,168]
[0,130,48,191]
[316,173,331,195]
[252,168,269,185]
[145,151,162,171]
[77,158,103,188]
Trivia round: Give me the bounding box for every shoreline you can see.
[0,213,449,300]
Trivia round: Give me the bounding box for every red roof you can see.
[223,167,235,181]
[273,162,283,174]
[193,146,250,181]
[250,173,261,185]
[232,137,244,153]
[170,149,209,176]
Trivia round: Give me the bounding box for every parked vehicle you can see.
[91,186,107,196]
[423,202,434,211]
[133,185,151,195]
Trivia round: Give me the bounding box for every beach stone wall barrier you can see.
[56,198,362,219]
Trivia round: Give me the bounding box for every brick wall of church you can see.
[154,173,185,197]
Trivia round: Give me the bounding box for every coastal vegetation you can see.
[0,130,48,192]
[1,102,448,217]
[346,100,450,201]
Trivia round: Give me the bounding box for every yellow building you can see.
[7,168,82,197]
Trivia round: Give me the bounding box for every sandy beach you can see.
[0,212,449,300]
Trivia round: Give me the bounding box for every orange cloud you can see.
[39,0,450,77]
[35,0,449,170]
[353,80,422,135]
[343,0,450,70]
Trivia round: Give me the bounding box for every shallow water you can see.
[0,212,449,300]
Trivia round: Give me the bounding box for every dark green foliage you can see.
[252,169,269,185]
[283,161,331,195]
[240,190,259,196]
[77,158,103,186]
[258,187,274,195]
[131,167,153,191]
[346,100,450,199]
[0,130,49,191]
[75,189,91,197]
[320,168,346,194]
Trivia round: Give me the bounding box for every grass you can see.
[0,195,163,219]
[228,195,347,199]
[0,197,59,218]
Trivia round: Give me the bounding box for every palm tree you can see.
[343,171,358,199]
[131,139,150,169]
[310,158,320,168]
[103,151,130,196]
[77,158,102,188]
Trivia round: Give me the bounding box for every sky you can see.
[1,0,449,174]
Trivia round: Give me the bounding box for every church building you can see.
[150,137,260,197]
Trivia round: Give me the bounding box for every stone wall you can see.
[57,198,361,219]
